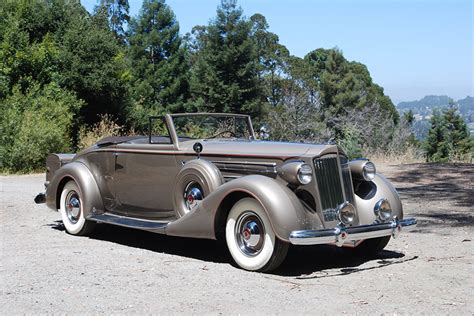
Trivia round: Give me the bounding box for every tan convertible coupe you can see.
[35,113,417,272]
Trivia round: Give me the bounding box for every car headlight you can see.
[374,198,392,221]
[278,162,313,185]
[362,161,376,181]
[349,159,376,182]
[297,164,313,184]
[338,201,356,225]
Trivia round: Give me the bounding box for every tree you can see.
[95,0,130,41]
[249,13,290,109]
[127,0,189,130]
[58,9,129,127]
[188,0,262,117]
[304,48,397,121]
[425,105,472,162]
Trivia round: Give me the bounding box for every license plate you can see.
[323,209,338,222]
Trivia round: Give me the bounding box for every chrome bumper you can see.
[289,217,417,246]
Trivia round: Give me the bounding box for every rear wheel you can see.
[59,181,95,236]
[225,198,288,272]
[352,236,390,257]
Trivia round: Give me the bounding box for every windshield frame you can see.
[167,113,256,144]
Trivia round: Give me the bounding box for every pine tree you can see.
[442,105,472,160]
[425,105,472,162]
[188,0,262,117]
[127,0,189,129]
[96,0,130,41]
[425,110,449,162]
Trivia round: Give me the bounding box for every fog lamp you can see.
[374,198,392,221]
[338,202,356,225]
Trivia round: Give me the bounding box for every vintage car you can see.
[35,113,417,272]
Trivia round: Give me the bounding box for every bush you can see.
[0,83,82,173]
[78,115,123,150]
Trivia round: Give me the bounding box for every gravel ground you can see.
[1,163,473,314]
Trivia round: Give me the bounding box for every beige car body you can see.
[38,113,416,250]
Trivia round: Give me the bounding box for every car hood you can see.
[180,139,339,159]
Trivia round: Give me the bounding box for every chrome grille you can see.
[313,156,354,212]
[340,156,355,205]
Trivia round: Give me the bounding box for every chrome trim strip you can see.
[88,213,168,232]
[213,161,277,175]
[289,217,417,246]
[211,160,277,167]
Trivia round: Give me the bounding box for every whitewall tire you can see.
[59,181,95,236]
[225,198,288,272]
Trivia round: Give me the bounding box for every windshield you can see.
[171,114,254,141]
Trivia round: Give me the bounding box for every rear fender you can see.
[165,175,323,241]
[45,161,104,217]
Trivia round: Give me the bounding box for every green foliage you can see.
[127,0,189,130]
[188,0,262,117]
[304,48,397,121]
[1,0,457,172]
[0,83,82,173]
[96,0,130,41]
[425,107,472,162]
[336,127,363,159]
[58,7,129,126]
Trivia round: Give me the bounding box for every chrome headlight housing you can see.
[362,161,376,181]
[297,164,313,184]
[349,159,376,181]
[338,201,356,225]
[374,198,392,221]
[278,161,313,185]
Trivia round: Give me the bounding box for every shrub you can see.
[78,114,123,150]
[0,83,82,173]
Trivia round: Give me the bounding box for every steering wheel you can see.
[208,130,237,139]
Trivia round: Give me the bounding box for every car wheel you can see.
[173,159,223,218]
[352,236,391,257]
[225,198,288,272]
[59,180,95,236]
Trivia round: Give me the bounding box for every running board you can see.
[88,213,168,233]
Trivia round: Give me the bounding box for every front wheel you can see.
[352,236,391,257]
[225,198,288,272]
[59,181,95,236]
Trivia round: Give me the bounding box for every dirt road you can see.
[1,163,472,314]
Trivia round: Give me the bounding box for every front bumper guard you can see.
[289,217,417,246]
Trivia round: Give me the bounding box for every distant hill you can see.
[398,95,451,116]
[457,96,474,122]
[397,95,473,139]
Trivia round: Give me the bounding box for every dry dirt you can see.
[1,163,473,314]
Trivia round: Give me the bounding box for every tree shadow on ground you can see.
[409,212,474,234]
[274,245,410,277]
[48,220,410,277]
[384,163,473,209]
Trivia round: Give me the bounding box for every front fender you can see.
[45,161,104,217]
[165,175,323,241]
[355,174,403,225]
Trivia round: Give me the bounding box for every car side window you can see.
[148,116,172,144]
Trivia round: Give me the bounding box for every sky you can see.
[81,0,473,104]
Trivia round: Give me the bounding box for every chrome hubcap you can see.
[65,191,81,224]
[235,212,265,257]
[184,182,203,210]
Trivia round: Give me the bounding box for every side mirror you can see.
[259,126,269,140]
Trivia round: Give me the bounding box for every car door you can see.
[112,142,178,220]
[111,116,180,220]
